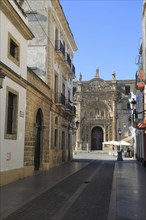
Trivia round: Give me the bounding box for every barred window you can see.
[5,87,18,139]
[8,33,20,66]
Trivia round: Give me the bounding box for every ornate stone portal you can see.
[73,69,135,152]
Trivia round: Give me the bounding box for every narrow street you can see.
[1,1,146,220]
[1,153,146,220]
[3,160,115,220]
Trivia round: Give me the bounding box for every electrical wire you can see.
[25,0,55,50]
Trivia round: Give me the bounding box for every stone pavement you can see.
[108,160,146,220]
[0,160,90,219]
[0,152,146,220]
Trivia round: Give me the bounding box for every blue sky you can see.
[60,0,142,81]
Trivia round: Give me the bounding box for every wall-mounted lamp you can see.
[0,69,6,89]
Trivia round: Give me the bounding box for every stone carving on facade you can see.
[81,79,113,92]
[105,100,113,111]
[112,71,116,81]
[73,69,135,152]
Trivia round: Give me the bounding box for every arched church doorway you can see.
[34,109,42,170]
[91,127,103,150]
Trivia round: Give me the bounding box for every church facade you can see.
[73,69,135,152]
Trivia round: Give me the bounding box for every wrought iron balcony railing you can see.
[55,42,75,76]
[65,99,76,114]
[55,94,76,114]
[55,40,65,57]
[71,64,75,78]
[55,93,66,106]
[65,53,71,67]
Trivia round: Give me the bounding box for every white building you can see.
[133,0,146,166]
[0,0,34,185]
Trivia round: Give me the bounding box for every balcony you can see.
[55,93,66,107]
[55,41,75,76]
[71,64,76,78]
[55,40,65,57]
[55,95,76,115]
[65,53,71,67]
[65,53,76,78]
[65,99,76,115]
[66,99,72,111]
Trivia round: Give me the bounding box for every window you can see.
[68,89,71,101]
[5,87,18,139]
[73,87,76,95]
[54,129,58,147]
[55,116,58,124]
[8,33,20,66]
[55,28,59,41]
[54,74,58,103]
[125,86,130,95]
[62,83,65,96]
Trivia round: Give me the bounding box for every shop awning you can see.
[103,140,131,146]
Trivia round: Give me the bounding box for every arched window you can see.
[55,116,58,124]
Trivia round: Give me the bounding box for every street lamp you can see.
[117,128,123,161]
[0,69,6,89]
[130,98,137,123]
[118,128,122,150]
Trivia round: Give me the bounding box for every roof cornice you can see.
[0,0,34,40]
[142,1,146,16]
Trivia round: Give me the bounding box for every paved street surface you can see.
[0,152,146,220]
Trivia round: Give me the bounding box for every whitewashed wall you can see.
[0,78,26,171]
[0,2,28,172]
[0,11,28,80]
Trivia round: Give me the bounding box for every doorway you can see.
[62,131,65,162]
[34,109,42,170]
[91,127,103,150]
